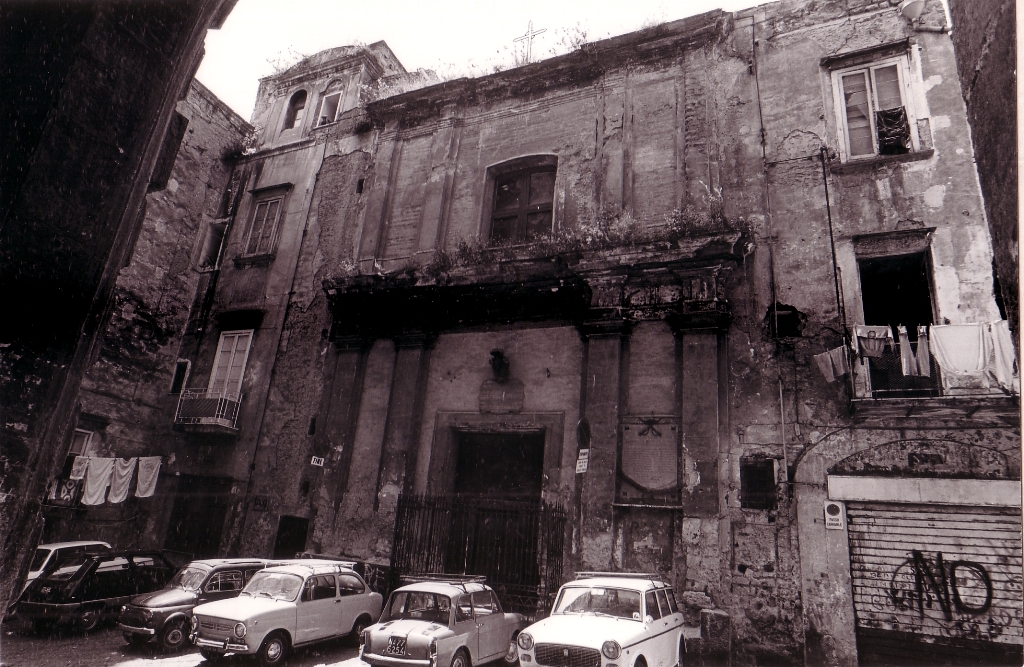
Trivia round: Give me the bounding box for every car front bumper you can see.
[117,623,156,636]
[362,651,433,667]
[191,633,250,653]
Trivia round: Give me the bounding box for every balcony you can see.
[174,389,242,433]
[850,340,1018,425]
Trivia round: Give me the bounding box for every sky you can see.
[196,0,762,121]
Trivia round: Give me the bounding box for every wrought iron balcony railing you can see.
[852,340,941,399]
[174,389,242,431]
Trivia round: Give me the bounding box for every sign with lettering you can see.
[824,501,845,530]
[252,496,270,512]
[576,448,590,474]
[310,456,325,467]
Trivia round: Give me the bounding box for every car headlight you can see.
[233,622,246,638]
[601,641,621,659]
[191,616,199,631]
[121,605,127,613]
[518,633,534,650]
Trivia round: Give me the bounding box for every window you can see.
[205,570,243,592]
[740,458,778,510]
[858,252,938,397]
[316,90,343,126]
[302,574,336,601]
[455,594,473,622]
[832,57,915,160]
[197,221,228,270]
[69,429,98,457]
[243,195,284,257]
[472,590,495,616]
[644,591,662,620]
[490,166,555,244]
[208,330,253,396]
[337,573,364,595]
[283,90,307,130]
[149,112,189,192]
[170,360,190,394]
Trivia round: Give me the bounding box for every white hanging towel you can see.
[135,456,162,498]
[69,456,89,480]
[107,458,137,504]
[929,324,988,375]
[81,457,114,506]
[988,320,1019,393]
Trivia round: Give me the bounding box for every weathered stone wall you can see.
[948,0,1017,341]
[41,81,249,548]
[0,0,235,612]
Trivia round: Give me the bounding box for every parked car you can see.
[21,541,111,596]
[117,558,269,652]
[515,573,685,667]
[361,576,527,667]
[190,559,382,665]
[17,551,176,633]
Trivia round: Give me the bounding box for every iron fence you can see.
[174,389,242,429]
[390,494,567,620]
[860,341,940,398]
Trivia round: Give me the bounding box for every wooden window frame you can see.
[242,195,285,258]
[208,329,253,397]
[483,156,558,245]
[316,90,344,127]
[830,55,918,162]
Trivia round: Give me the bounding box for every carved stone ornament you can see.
[620,417,679,491]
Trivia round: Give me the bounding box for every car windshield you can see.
[552,586,642,620]
[383,591,451,625]
[242,571,303,601]
[168,566,209,591]
[29,549,51,572]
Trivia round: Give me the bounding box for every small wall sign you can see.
[252,496,270,512]
[310,456,325,467]
[576,448,590,474]
[824,500,846,530]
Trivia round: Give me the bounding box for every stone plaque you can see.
[621,419,678,491]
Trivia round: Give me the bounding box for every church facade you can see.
[48,1,1021,664]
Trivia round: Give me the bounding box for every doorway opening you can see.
[453,430,544,501]
[273,515,309,559]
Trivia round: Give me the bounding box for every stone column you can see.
[575,320,630,572]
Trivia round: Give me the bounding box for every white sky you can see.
[196,0,762,120]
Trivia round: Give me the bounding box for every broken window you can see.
[858,252,939,397]
[208,330,253,397]
[833,57,915,160]
[242,194,284,257]
[490,166,556,244]
[283,90,307,130]
[740,458,777,510]
[316,90,343,126]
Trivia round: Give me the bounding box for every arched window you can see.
[283,90,307,130]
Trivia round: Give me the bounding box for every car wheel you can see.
[159,618,188,652]
[199,648,223,662]
[75,607,101,632]
[350,614,371,646]
[256,632,289,667]
[504,634,520,665]
[634,658,647,667]
[451,647,471,667]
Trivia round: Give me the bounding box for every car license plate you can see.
[386,636,407,655]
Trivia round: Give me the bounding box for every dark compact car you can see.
[118,558,269,652]
[17,551,176,633]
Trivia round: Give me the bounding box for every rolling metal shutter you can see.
[847,501,1023,666]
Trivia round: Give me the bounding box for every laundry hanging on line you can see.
[81,457,114,506]
[853,325,894,358]
[814,345,850,383]
[107,457,138,504]
[929,323,988,375]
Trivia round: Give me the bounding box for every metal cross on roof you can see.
[513,20,547,64]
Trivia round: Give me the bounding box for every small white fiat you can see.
[516,573,685,667]
[190,559,382,666]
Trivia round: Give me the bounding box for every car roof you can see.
[564,576,670,592]
[392,581,490,597]
[187,558,269,568]
[260,560,358,577]
[37,541,111,550]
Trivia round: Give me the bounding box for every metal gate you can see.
[390,494,567,618]
[847,501,1023,666]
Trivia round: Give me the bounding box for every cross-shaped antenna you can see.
[513,20,547,64]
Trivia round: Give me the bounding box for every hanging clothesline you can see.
[64,455,162,505]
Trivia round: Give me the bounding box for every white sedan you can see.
[516,574,685,667]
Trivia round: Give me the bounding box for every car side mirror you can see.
[645,615,654,624]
